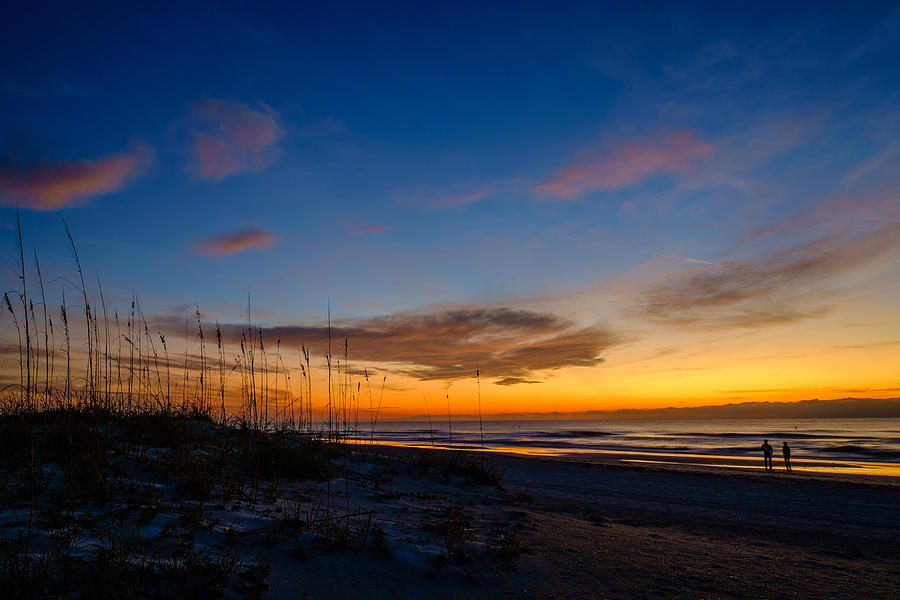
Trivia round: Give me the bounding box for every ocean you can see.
[368,418,900,476]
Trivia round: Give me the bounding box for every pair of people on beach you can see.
[761,440,791,472]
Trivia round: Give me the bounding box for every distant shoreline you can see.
[388,396,900,421]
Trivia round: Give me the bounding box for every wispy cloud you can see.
[187,99,282,180]
[193,227,278,257]
[0,143,152,210]
[353,225,386,235]
[659,254,719,266]
[494,377,542,386]
[154,306,617,383]
[635,224,900,328]
[746,188,900,241]
[426,185,495,208]
[535,131,713,198]
[840,141,900,187]
[404,178,526,210]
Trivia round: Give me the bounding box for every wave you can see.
[667,432,852,439]
[823,445,900,459]
[372,419,900,463]
[561,430,613,438]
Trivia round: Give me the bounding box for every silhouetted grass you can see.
[416,448,502,487]
[253,435,333,481]
[0,216,506,597]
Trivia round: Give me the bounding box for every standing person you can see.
[761,439,773,471]
[782,441,792,472]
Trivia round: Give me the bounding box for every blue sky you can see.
[1,2,899,412]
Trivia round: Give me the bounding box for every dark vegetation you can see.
[416,448,502,488]
[0,406,333,599]
[0,216,507,598]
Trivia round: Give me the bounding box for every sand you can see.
[6,422,897,599]
[262,447,900,600]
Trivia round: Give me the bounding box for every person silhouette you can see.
[761,439,773,471]
[782,441,792,472]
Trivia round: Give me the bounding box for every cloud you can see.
[494,377,542,386]
[841,142,900,187]
[153,306,617,382]
[353,225,386,235]
[635,224,900,328]
[426,185,495,208]
[193,227,278,257]
[405,178,527,210]
[0,143,152,210]
[535,131,713,198]
[187,99,282,180]
[746,188,900,241]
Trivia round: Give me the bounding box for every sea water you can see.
[368,418,900,476]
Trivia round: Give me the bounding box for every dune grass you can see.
[0,216,506,598]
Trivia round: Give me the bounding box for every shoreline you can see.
[369,439,900,484]
[363,415,900,481]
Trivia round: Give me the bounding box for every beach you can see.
[261,446,900,600]
[4,414,899,599]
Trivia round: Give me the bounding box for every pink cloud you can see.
[0,143,152,210]
[427,185,494,208]
[353,225,386,235]
[194,227,278,257]
[188,99,282,180]
[535,131,714,198]
[400,179,526,210]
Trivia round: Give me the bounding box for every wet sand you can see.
[264,447,900,599]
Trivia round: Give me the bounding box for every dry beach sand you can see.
[261,447,900,600]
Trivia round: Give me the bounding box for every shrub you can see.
[254,437,333,481]
[416,449,502,487]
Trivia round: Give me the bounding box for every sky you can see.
[1,2,899,417]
